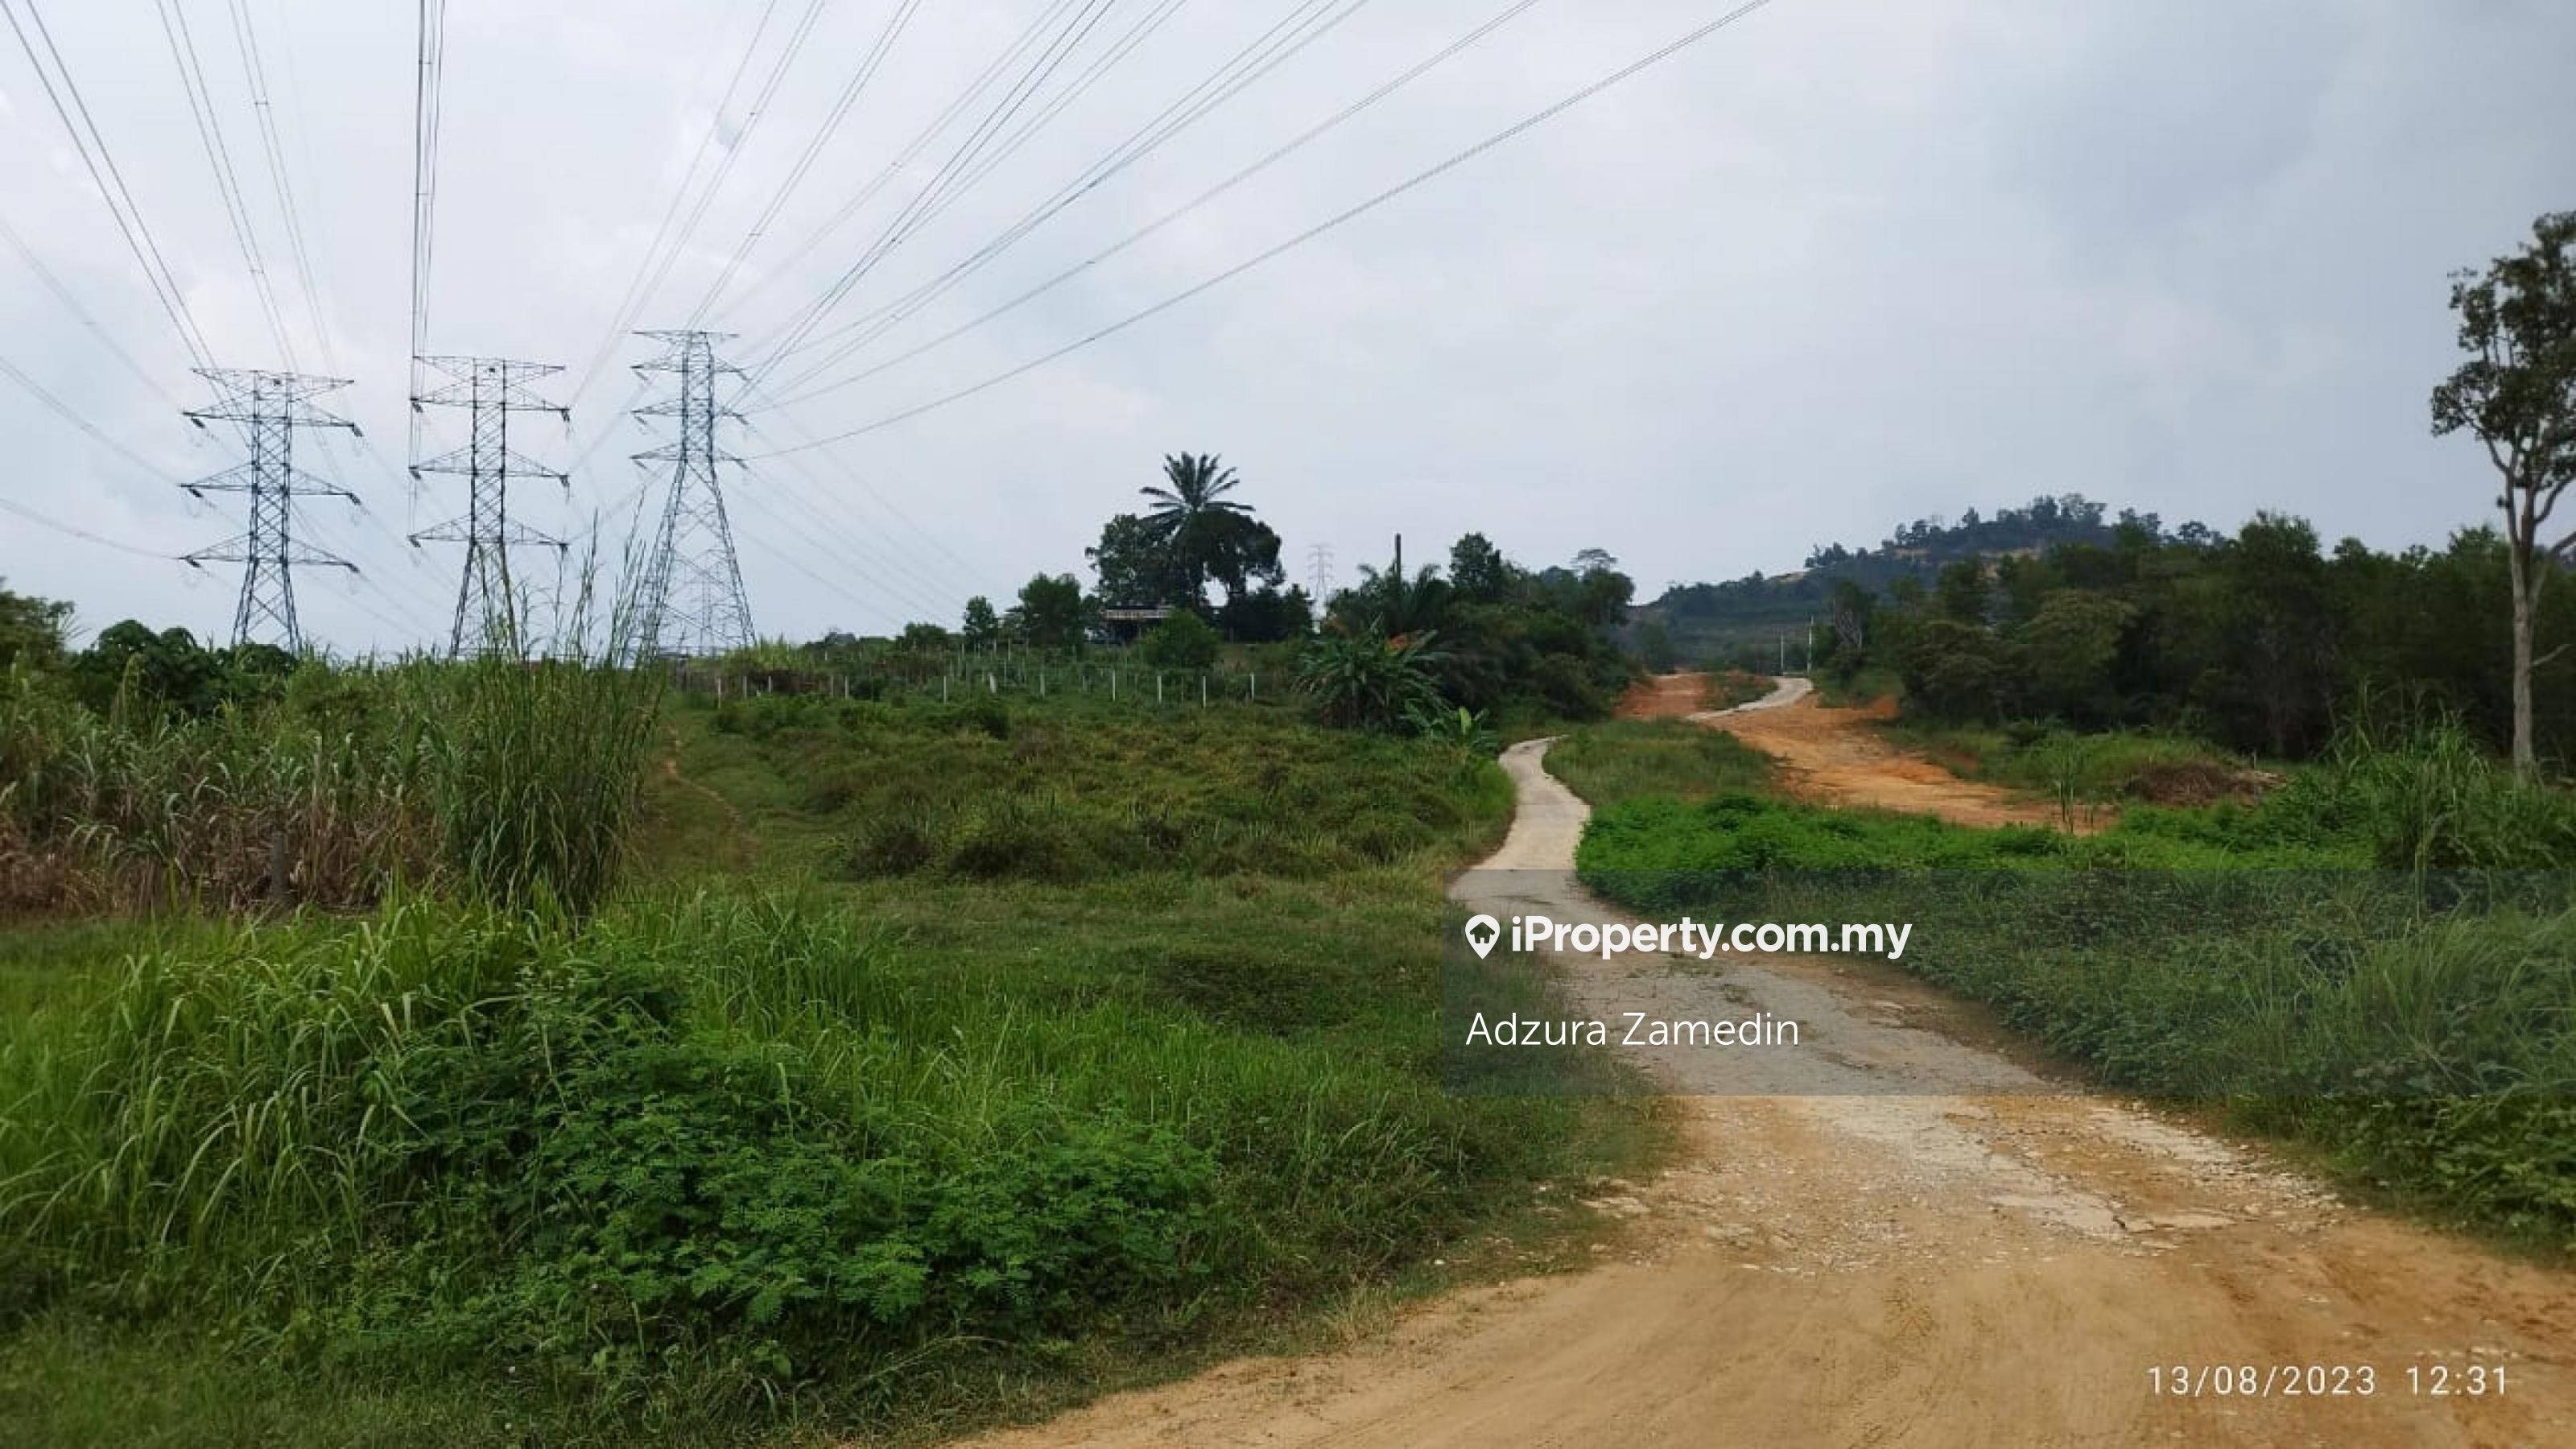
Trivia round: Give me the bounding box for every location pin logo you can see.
[1463,914,1501,959]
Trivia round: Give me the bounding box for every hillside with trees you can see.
[1632,493,2196,667]
[1812,517,2574,767]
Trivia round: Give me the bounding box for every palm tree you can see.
[1139,452,1250,604]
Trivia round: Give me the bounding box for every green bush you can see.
[1295,628,1445,733]
[0,885,1649,1419]
[1137,609,1222,671]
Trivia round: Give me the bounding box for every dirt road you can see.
[959,713,2574,1448]
[1613,671,2057,828]
[1704,685,2068,828]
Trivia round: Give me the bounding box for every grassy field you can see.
[1558,716,2576,1249]
[0,678,1665,1446]
[1543,720,1773,809]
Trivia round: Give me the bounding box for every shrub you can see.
[1137,609,1222,671]
[1296,626,1446,733]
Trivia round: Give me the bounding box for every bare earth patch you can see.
[943,712,2576,1449]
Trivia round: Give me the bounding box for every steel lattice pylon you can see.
[407,356,570,657]
[178,369,363,652]
[630,330,753,659]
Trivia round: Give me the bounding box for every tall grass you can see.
[2322,714,2576,870]
[1545,720,1773,809]
[0,567,660,917]
[1571,724,2576,1246]
[0,886,1648,1424]
[655,689,1512,884]
[2,690,1655,1440]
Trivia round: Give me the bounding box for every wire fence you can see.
[664,650,1290,710]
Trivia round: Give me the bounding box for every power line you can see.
[724,484,947,631]
[753,0,1788,457]
[704,0,1095,328]
[0,496,180,562]
[758,447,985,615]
[408,0,448,486]
[750,0,1373,390]
[565,407,989,629]
[0,214,183,407]
[745,0,1198,352]
[2,343,438,647]
[680,0,931,326]
[0,349,183,480]
[2,0,214,367]
[737,380,989,585]
[768,0,1543,407]
[741,0,1129,383]
[221,0,336,367]
[150,0,299,365]
[564,0,826,413]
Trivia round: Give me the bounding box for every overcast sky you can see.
[3,0,2571,652]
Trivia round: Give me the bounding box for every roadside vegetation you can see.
[0,557,1662,1444]
[1545,720,1773,809]
[1563,712,2576,1247]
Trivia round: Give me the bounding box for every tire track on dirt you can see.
[949,691,2576,1449]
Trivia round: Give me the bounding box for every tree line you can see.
[1818,516,2574,766]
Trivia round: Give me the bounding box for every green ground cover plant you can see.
[0,676,1659,1446]
[1542,720,1774,809]
[1565,720,2576,1247]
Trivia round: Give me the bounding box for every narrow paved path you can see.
[956,721,2575,1449]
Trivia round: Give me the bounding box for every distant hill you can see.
[1631,493,2209,668]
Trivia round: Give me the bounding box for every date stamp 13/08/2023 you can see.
[2148,1362,2511,1400]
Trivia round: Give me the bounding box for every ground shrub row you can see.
[1567,724,2576,1248]
[679,691,1510,881]
[0,888,1645,1436]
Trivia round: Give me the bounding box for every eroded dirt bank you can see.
[1696,685,2069,828]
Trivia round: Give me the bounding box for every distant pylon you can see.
[1307,542,1333,601]
[407,356,570,657]
[630,330,753,659]
[178,369,363,651]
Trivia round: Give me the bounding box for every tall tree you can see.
[1087,513,1192,607]
[1448,533,1512,602]
[960,596,1001,650]
[2433,210,2576,774]
[1009,573,1092,652]
[1139,452,1252,603]
[0,580,72,671]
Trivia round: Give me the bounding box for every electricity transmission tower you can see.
[630,330,754,659]
[1307,542,1333,601]
[406,356,570,657]
[178,369,362,651]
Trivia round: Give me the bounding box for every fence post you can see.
[1156,671,1164,704]
[1201,674,1208,708]
[1249,671,1257,702]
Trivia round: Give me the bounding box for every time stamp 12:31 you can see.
[2147,1363,2510,1398]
